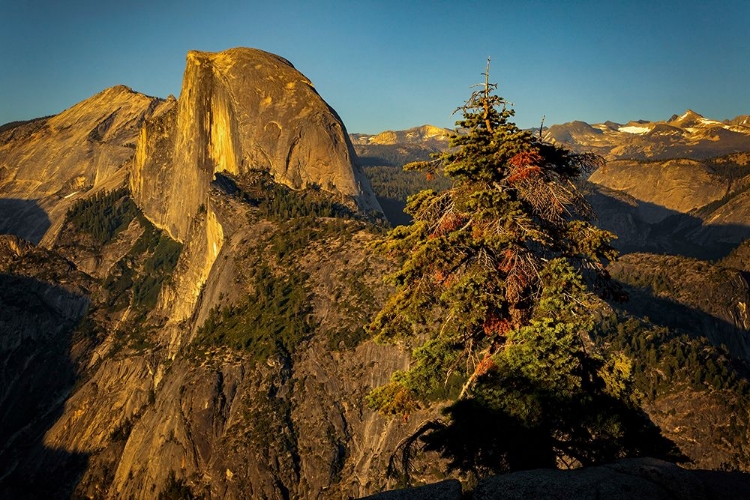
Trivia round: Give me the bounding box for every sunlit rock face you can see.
[351,124,453,146]
[0,86,171,245]
[588,158,727,223]
[131,47,381,243]
[130,47,382,347]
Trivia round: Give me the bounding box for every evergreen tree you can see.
[367,62,680,476]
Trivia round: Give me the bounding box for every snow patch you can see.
[618,125,651,135]
[700,118,722,126]
[63,191,79,199]
[654,129,681,136]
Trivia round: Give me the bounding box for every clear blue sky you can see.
[1,0,748,134]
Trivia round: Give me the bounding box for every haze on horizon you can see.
[1,0,748,134]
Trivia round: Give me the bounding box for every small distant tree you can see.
[367,61,680,477]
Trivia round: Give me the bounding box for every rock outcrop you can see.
[363,459,750,500]
[473,458,750,500]
[588,159,727,223]
[131,47,381,243]
[585,153,750,259]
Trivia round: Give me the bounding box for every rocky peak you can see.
[131,47,381,243]
[0,85,171,245]
[544,120,603,143]
[725,115,750,128]
[668,109,706,128]
[128,48,383,344]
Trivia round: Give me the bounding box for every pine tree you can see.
[367,62,680,476]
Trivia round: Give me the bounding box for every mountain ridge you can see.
[0,85,172,245]
[544,109,750,160]
[350,124,453,146]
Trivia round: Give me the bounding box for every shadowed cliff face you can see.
[586,187,750,260]
[0,274,90,499]
[610,253,750,361]
[0,236,92,498]
[131,47,381,243]
[0,199,50,244]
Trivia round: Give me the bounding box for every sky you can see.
[1,0,748,134]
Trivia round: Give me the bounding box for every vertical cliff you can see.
[131,47,381,244]
[130,48,382,340]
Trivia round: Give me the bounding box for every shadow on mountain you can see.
[0,273,90,498]
[371,184,750,250]
[587,188,750,261]
[376,196,411,227]
[356,144,438,168]
[612,282,750,362]
[358,155,397,167]
[392,379,683,484]
[0,199,51,245]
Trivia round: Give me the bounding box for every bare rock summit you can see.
[131,47,381,242]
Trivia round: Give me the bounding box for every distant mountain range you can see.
[544,110,750,160]
[352,112,750,259]
[350,110,750,163]
[351,110,750,165]
[350,124,452,147]
[349,124,452,169]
